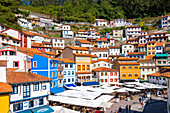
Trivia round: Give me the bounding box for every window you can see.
[39,98,44,105]
[143,69,145,71]
[110,78,113,82]
[110,72,113,76]
[105,79,107,82]
[54,82,57,87]
[68,71,70,75]
[23,85,30,98]
[65,64,68,68]
[114,78,117,82]
[135,73,138,77]
[51,72,53,77]
[128,73,132,77]
[114,72,117,76]
[134,66,138,69]
[82,65,85,71]
[54,62,56,67]
[77,65,81,71]
[29,100,34,108]
[124,46,126,48]
[72,71,74,75]
[158,61,161,64]
[70,64,73,68]
[51,82,53,88]
[148,47,151,50]
[147,68,149,72]
[101,79,104,83]
[13,86,18,94]
[152,68,154,71]
[13,61,19,67]
[33,83,39,91]
[122,66,126,69]
[101,72,104,76]
[54,72,57,77]
[72,78,74,82]
[42,85,46,90]
[87,65,90,71]
[68,78,70,82]
[105,72,107,76]
[51,62,53,67]
[13,103,23,112]
[129,46,132,48]
[152,47,155,50]
[64,71,66,75]
[128,66,132,69]
[9,51,16,55]
[122,73,126,77]
[163,61,166,64]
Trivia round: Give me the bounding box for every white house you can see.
[92,67,119,86]
[39,17,53,27]
[125,26,141,40]
[139,35,147,44]
[0,46,32,72]
[122,44,134,56]
[108,39,115,46]
[90,48,109,59]
[62,25,74,38]
[156,42,164,54]
[92,59,113,70]
[96,19,107,27]
[52,38,65,49]
[109,46,120,55]
[161,15,170,29]
[75,39,93,48]
[17,18,33,29]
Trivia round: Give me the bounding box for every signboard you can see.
[23,101,29,110]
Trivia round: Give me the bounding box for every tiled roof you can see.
[139,59,155,63]
[147,41,156,44]
[76,72,93,74]
[128,52,145,55]
[109,46,120,49]
[161,15,170,18]
[59,58,75,63]
[165,42,170,45]
[35,54,61,60]
[109,55,122,57]
[128,38,138,41]
[140,66,156,68]
[146,36,168,39]
[7,68,19,71]
[73,53,91,57]
[7,72,52,84]
[42,51,57,55]
[138,44,146,47]
[33,33,50,39]
[92,59,110,63]
[76,39,91,44]
[96,19,107,22]
[126,26,141,28]
[22,31,35,36]
[92,67,118,72]
[95,33,100,35]
[77,30,86,32]
[0,82,13,94]
[118,58,138,60]
[156,42,164,46]
[148,32,167,35]
[147,72,161,77]
[42,42,52,45]
[91,48,109,52]
[91,55,98,58]
[119,62,140,65]
[52,47,64,50]
[96,38,108,42]
[0,60,7,66]
[166,48,170,51]
[67,46,89,51]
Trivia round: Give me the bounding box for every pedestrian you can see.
[129,105,131,113]
[118,106,122,113]
[115,110,118,113]
[125,105,128,113]
[139,97,141,103]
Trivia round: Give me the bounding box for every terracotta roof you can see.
[147,72,161,77]
[0,82,13,94]
[166,48,170,51]
[42,42,52,45]
[7,72,52,84]
[146,36,168,39]
[77,30,86,32]
[33,33,50,39]
[91,55,98,58]
[96,19,107,22]
[42,51,57,55]
[52,47,64,50]
[140,66,156,68]
[76,39,91,44]
[92,59,110,63]
[161,15,170,18]
[35,54,61,60]
[109,55,122,57]
[138,44,146,47]
[22,31,35,36]
[59,58,75,63]
[148,32,167,35]
[95,33,100,35]
[73,53,91,57]
[119,62,140,65]
[156,42,164,46]
[96,38,108,42]
[118,58,138,60]
[91,48,109,52]
[128,52,145,55]
[147,41,156,44]
[67,46,89,51]
[7,68,19,71]
[128,38,138,41]
[109,46,120,49]
[76,72,93,74]
[165,42,170,45]
[92,67,118,72]
[32,43,45,47]
[139,59,155,63]
[0,60,7,66]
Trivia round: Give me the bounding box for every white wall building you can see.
[109,46,120,55]
[92,60,112,70]
[125,26,141,40]
[161,15,170,29]
[122,44,134,56]
[40,17,53,27]
[96,19,107,27]
[62,25,74,38]
[52,38,65,49]
[90,48,109,59]
[75,39,93,48]
[17,18,33,29]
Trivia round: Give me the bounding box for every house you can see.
[109,46,120,56]
[90,48,109,59]
[52,38,65,49]
[161,15,170,29]
[146,32,169,43]
[121,43,134,56]
[125,26,141,40]
[62,24,74,38]
[58,46,94,84]
[147,68,169,85]
[139,59,156,80]
[60,58,76,85]
[96,38,109,48]
[127,38,139,50]
[96,19,107,27]
[138,35,147,44]
[128,52,146,59]
[141,31,147,36]
[110,19,132,27]
[155,54,169,71]
[0,60,53,113]
[75,39,93,48]
[0,82,13,113]
[74,30,88,40]
[147,41,156,56]
[0,46,33,72]
[108,38,115,46]
[0,23,8,32]
[112,29,123,41]
[92,67,119,86]
[31,54,65,94]
[92,59,113,69]
[138,44,146,53]
[156,42,164,54]
[39,17,53,27]
[17,18,33,29]
[113,58,140,82]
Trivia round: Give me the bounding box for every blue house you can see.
[128,52,146,59]
[31,54,65,94]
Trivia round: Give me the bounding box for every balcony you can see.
[58,75,64,79]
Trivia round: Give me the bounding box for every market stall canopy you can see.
[51,106,80,113]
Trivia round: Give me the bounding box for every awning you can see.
[83,81,100,86]
[64,84,77,88]
[51,87,65,94]
[20,110,32,113]
[31,105,54,113]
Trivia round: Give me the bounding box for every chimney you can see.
[0,60,7,83]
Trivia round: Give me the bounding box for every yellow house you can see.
[0,82,13,113]
[113,58,140,81]
[112,29,123,40]
[147,41,156,56]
